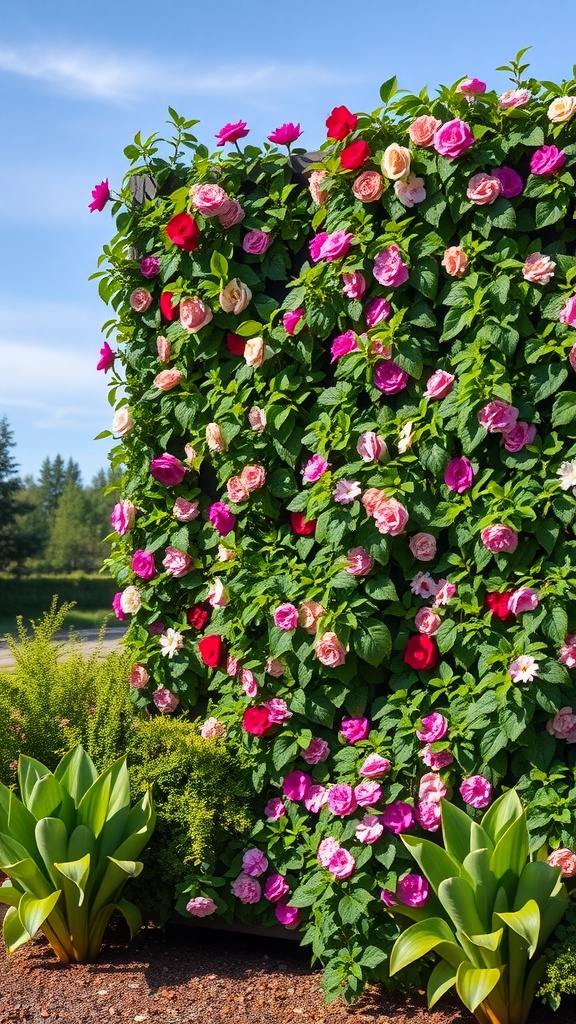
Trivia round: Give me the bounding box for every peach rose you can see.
[315,631,346,667]
[227,476,249,504]
[244,336,266,368]
[548,848,576,877]
[219,279,252,314]
[373,497,409,536]
[352,171,383,202]
[442,246,468,278]
[548,96,576,123]
[298,601,325,635]
[156,336,171,362]
[522,253,556,285]
[381,143,411,181]
[154,368,183,391]
[180,296,213,332]
[240,464,266,492]
[466,173,501,206]
[408,115,442,147]
[308,169,329,205]
[206,422,226,452]
[362,487,386,517]
[395,174,426,208]
[111,407,134,436]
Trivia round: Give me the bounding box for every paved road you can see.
[0,626,128,671]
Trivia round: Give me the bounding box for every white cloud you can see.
[0,43,365,102]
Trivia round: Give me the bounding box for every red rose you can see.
[226,332,246,355]
[198,635,225,668]
[166,212,201,251]
[242,706,274,737]
[326,105,358,141]
[340,140,371,171]
[290,512,317,536]
[186,604,211,630]
[160,291,179,322]
[404,635,440,671]
[486,593,514,622]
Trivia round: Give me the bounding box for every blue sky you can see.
[2,0,576,482]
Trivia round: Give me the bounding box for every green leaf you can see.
[402,834,461,895]
[427,960,457,1008]
[379,75,398,104]
[552,391,576,428]
[18,890,62,940]
[35,817,68,887]
[496,899,540,958]
[535,197,567,229]
[390,917,460,974]
[3,905,31,954]
[456,962,504,1013]
[489,813,529,883]
[55,854,91,907]
[481,789,523,845]
[210,250,229,279]
[359,945,387,969]
[54,746,98,807]
[235,319,263,337]
[442,800,474,863]
[272,734,298,771]
[338,888,373,925]
[353,621,391,667]
[541,607,569,645]
[18,756,53,806]
[438,876,485,937]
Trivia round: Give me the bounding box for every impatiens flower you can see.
[154,368,183,391]
[342,272,367,298]
[248,406,266,432]
[418,800,442,831]
[523,253,556,285]
[508,588,539,615]
[457,77,486,95]
[530,145,566,176]
[268,122,302,145]
[198,635,226,669]
[503,421,536,452]
[242,706,274,737]
[340,139,371,170]
[180,296,213,332]
[442,247,468,278]
[480,524,518,554]
[509,655,539,683]
[419,772,447,803]
[397,874,429,907]
[354,780,382,807]
[374,360,408,394]
[333,479,361,504]
[546,707,576,743]
[283,308,305,335]
[404,635,440,671]
[444,457,475,493]
[298,600,325,634]
[409,533,436,561]
[153,688,179,713]
[345,546,374,576]
[373,245,409,287]
[111,500,136,535]
[433,119,474,159]
[303,453,330,483]
[309,230,354,263]
[547,849,576,877]
[243,230,272,255]
[97,341,115,372]
[275,902,300,927]
[560,297,576,328]
[557,460,576,490]
[240,464,266,493]
[162,547,191,578]
[290,512,316,536]
[132,550,156,580]
[328,784,357,816]
[355,815,384,844]
[325,104,358,140]
[466,172,501,205]
[352,172,383,203]
[111,408,134,436]
[166,212,201,251]
[150,453,187,485]
[219,278,252,314]
[186,897,217,917]
[159,628,184,659]
[478,400,519,433]
[160,291,179,321]
[242,848,268,877]
[129,664,149,689]
[119,586,141,615]
[241,669,258,698]
[263,874,290,902]
[394,174,426,207]
[218,199,245,227]
[433,580,457,607]
[360,753,391,778]
[415,608,441,636]
[460,776,492,809]
[341,717,370,743]
[382,802,415,834]
[265,797,286,820]
[365,297,391,328]
[499,89,530,109]
[88,179,110,212]
[416,713,448,743]
[560,635,576,668]
[331,329,359,361]
[410,572,439,599]
[317,837,341,866]
[215,120,249,146]
[308,169,329,205]
[373,497,409,536]
[420,745,453,770]
[207,579,229,608]
[380,889,398,907]
[190,183,229,216]
[173,497,199,522]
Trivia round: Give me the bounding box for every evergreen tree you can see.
[0,417,41,568]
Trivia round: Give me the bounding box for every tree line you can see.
[0,416,118,574]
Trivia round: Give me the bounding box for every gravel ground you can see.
[0,920,571,1024]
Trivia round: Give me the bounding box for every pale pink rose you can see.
[460,776,492,809]
[162,547,192,578]
[509,655,539,683]
[420,744,454,770]
[180,296,213,332]
[302,737,330,764]
[206,422,227,452]
[502,421,536,452]
[419,772,447,803]
[265,797,286,820]
[111,408,134,436]
[264,698,292,724]
[231,874,261,904]
[298,601,325,635]
[395,174,426,208]
[186,896,217,917]
[219,279,252,314]
[173,497,200,521]
[129,664,149,689]
[308,169,329,205]
[345,547,374,576]
[548,96,576,123]
[242,848,268,877]
[360,753,391,777]
[111,499,137,535]
[240,464,266,493]
[433,580,457,606]
[341,717,370,743]
[244,336,266,368]
[317,837,341,866]
[263,874,290,902]
[480,524,518,554]
[315,632,346,667]
[328,848,356,880]
[334,479,362,504]
[423,368,455,400]
[354,780,382,807]
[397,874,430,907]
[241,669,258,698]
[414,607,441,636]
[120,586,142,615]
[441,247,468,278]
[352,171,383,202]
[408,115,442,146]
[546,707,576,742]
[433,119,474,159]
[417,800,442,831]
[411,572,439,599]
[265,658,285,677]
[304,784,328,813]
[342,272,367,298]
[184,444,197,466]
[248,406,266,432]
[207,579,229,608]
[466,172,501,205]
[559,636,576,668]
[153,688,179,713]
[373,245,409,287]
[560,296,576,328]
[478,400,519,433]
[499,89,530,109]
[382,802,415,833]
[548,848,576,877]
[156,336,171,362]
[355,815,384,844]
[523,253,556,285]
[282,770,312,801]
[129,288,152,312]
[190,182,229,215]
[201,717,226,739]
[217,199,245,228]
[227,476,249,504]
[381,143,411,181]
[416,713,448,742]
[273,603,299,631]
[409,533,437,561]
[357,431,386,462]
[373,497,409,536]
[226,655,240,676]
[303,453,330,483]
[508,588,539,615]
[243,229,272,255]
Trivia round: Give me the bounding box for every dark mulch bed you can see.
[0,920,572,1024]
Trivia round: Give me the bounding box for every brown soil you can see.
[0,921,572,1024]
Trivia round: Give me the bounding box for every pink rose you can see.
[492,166,523,199]
[308,170,329,205]
[414,607,441,636]
[373,497,409,536]
[180,296,213,332]
[154,368,183,391]
[394,174,426,208]
[263,874,290,903]
[201,717,226,740]
[478,400,519,433]
[309,230,354,262]
[352,171,383,202]
[317,837,341,867]
[559,636,576,668]
[208,501,235,536]
[355,815,384,844]
[327,848,356,880]
[89,179,110,212]
[283,308,305,335]
[345,546,374,576]
[362,487,386,516]
[409,533,437,561]
[354,780,382,807]
[150,453,187,485]
[546,707,576,743]
[460,775,492,809]
[499,89,530,109]
[241,670,258,698]
[442,247,468,278]
[360,753,391,778]
[433,580,457,607]
[231,874,261,904]
[315,632,346,667]
[298,601,325,634]
[381,802,415,834]
[275,902,300,928]
[342,272,367,299]
[264,698,292,724]
[248,406,266,432]
[420,744,453,770]
[457,77,486,96]
[408,115,442,146]
[523,253,556,285]
[282,770,312,801]
[97,341,115,372]
[218,199,245,228]
[303,453,330,482]
[508,587,539,615]
[215,120,249,146]
[466,172,502,206]
[186,896,217,917]
[374,360,409,394]
[162,547,192,578]
[411,572,439,599]
[273,603,299,631]
[417,800,442,832]
[424,369,455,399]
[444,456,475,493]
[503,421,536,452]
[331,329,359,362]
[302,737,330,764]
[242,848,268,877]
[227,476,249,504]
[129,288,152,313]
[373,245,409,287]
[153,688,179,713]
[397,873,429,907]
[433,119,474,159]
[530,145,566,176]
[328,784,357,816]
[365,297,391,328]
[111,500,136,535]
[416,713,448,743]
[265,798,286,820]
[560,296,576,328]
[173,497,199,522]
[480,524,518,554]
[129,664,149,689]
[240,464,266,493]
[243,229,272,255]
[132,549,156,580]
[356,431,386,462]
[419,772,447,803]
[548,848,576,877]
[341,717,370,744]
[190,183,229,216]
[268,122,302,145]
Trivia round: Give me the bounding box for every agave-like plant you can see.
[0,744,155,963]
[389,790,568,1024]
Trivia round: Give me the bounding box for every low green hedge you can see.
[0,574,116,615]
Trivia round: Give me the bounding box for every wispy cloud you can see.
[0,44,365,102]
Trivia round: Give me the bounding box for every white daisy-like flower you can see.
[509,655,539,684]
[557,460,576,491]
[159,628,184,659]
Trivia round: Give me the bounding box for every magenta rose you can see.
[268,122,302,145]
[264,797,286,820]
[302,737,330,764]
[360,753,391,777]
[342,272,367,299]
[150,453,187,485]
[111,499,136,535]
[327,848,356,880]
[355,815,384,844]
[416,713,448,742]
[282,770,312,801]
[140,256,160,278]
[354,780,382,807]
[327,784,358,816]
[373,245,409,287]
[374,360,408,394]
[492,166,523,198]
[420,744,453,770]
[457,77,486,95]
[481,524,518,554]
[283,308,305,335]
[208,501,236,537]
[433,119,474,159]
[273,602,299,631]
[365,297,391,328]
[331,330,359,362]
[242,848,268,877]
[263,874,290,902]
[503,421,536,452]
[417,800,442,832]
[560,297,576,328]
[444,457,475,493]
[478,400,519,433]
[460,775,492,809]
[309,230,354,262]
[530,145,566,176]
[215,120,249,146]
[275,902,300,927]
[381,802,415,834]
[131,550,156,580]
[397,873,429,907]
[303,452,330,482]
[264,698,292,724]
[89,179,110,212]
[345,546,374,576]
[341,717,370,743]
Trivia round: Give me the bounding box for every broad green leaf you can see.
[461,849,497,928]
[441,801,473,862]
[210,250,228,279]
[3,905,31,953]
[456,962,504,1013]
[18,890,62,939]
[354,621,392,667]
[0,885,23,908]
[35,817,68,887]
[481,789,523,845]
[427,960,457,1008]
[0,852,52,899]
[77,766,113,838]
[401,835,461,894]
[496,899,540,958]
[27,775,64,822]
[390,917,459,974]
[54,854,91,907]
[0,785,38,855]
[490,812,529,884]
[89,857,143,922]
[17,756,53,806]
[54,746,98,807]
[438,876,485,938]
[465,928,503,952]
[67,825,96,863]
[112,788,156,861]
[515,861,569,944]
